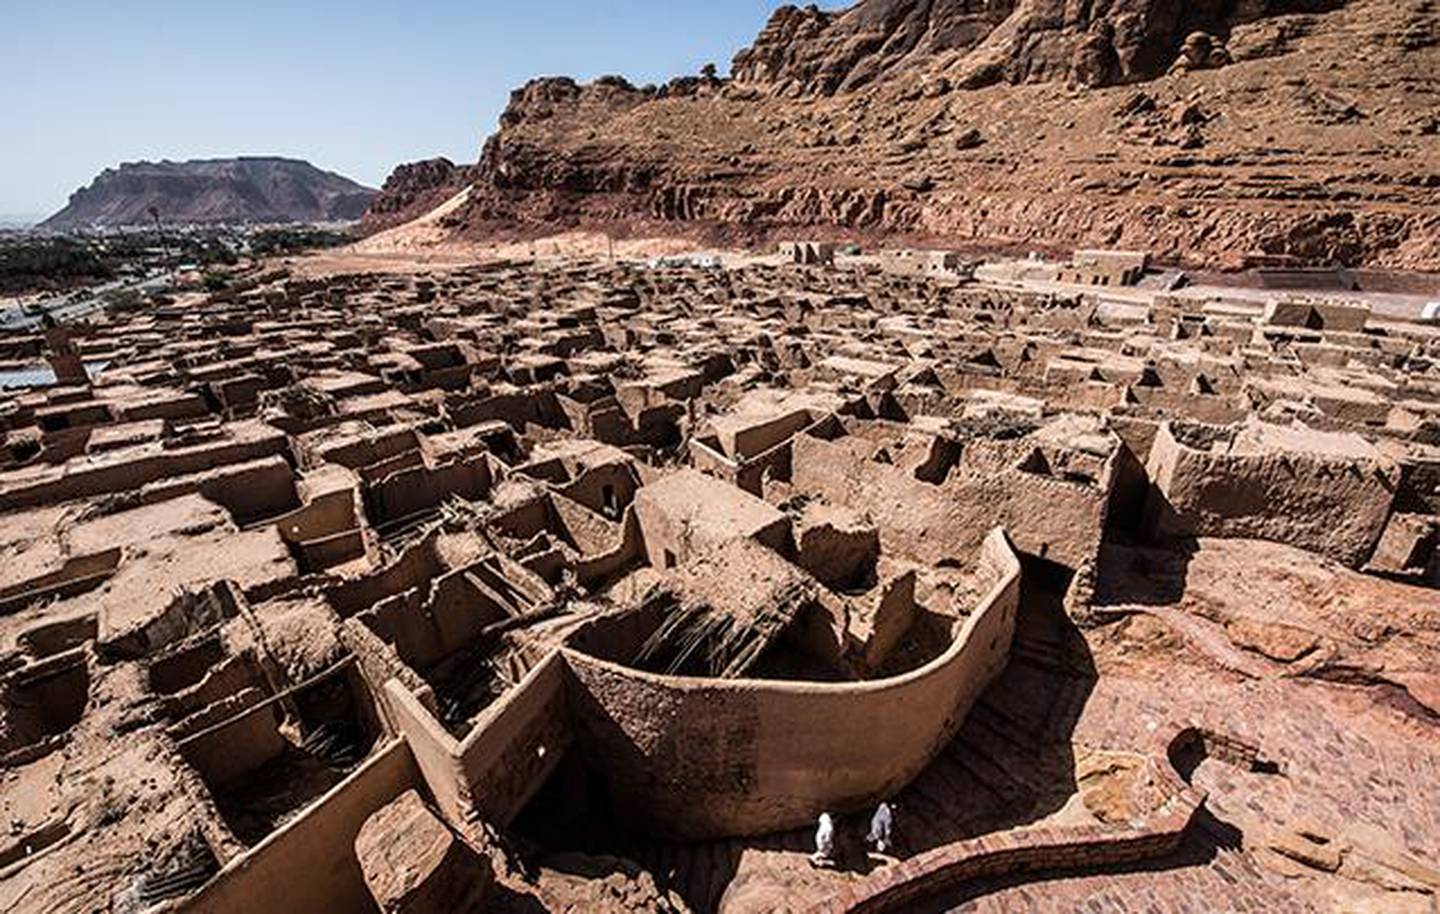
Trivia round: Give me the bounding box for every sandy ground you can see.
[287,231,742,278]
[285,184,784,278]
[290,188,737,278]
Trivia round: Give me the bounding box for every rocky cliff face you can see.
[730,0,1349,95]
[387,0,1440,269]
[43,158,377,230]
[358,157,474,234]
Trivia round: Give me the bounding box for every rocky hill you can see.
[43,157,377,230]
[358,157,473,235]
[374,0,1440,269]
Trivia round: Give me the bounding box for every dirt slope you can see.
[358,157,474,235]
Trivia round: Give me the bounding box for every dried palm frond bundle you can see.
[259,384,338,421]
[634,589,802,680]
[439,494,492,532]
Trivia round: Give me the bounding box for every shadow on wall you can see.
[508,551,1100,914]
[884,554,1096,853]
[1091,536,1202,609]
[1093,477,1202,610]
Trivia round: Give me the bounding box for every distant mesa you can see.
[42,157,378,230]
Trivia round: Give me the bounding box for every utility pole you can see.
[148,205,169,268]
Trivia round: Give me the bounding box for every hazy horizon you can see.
[2,0,847,218]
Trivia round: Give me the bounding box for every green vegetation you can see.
[248,226,354,257]
[0,236,113,294]
[0,224,351,297]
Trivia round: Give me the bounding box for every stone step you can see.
[944,736,1034,807]
[969,699,1042,754]
[1009,641,1085,677]
[960,719,1050,797]
[908,754,976,824]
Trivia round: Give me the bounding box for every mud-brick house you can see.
[1144,417,1401,568]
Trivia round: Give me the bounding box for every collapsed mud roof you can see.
[0,249,1438,913]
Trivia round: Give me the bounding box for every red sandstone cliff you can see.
[358,157,474,235]
[370,0,1440,269]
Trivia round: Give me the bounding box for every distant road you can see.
[0,270,174,330]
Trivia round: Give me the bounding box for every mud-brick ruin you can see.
[1,252,1439,913]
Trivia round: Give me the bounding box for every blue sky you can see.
[0,1,847,218]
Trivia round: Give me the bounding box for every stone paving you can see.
[789,536,1440,913]
[903,657,1440,912]
[942,841,1318,914]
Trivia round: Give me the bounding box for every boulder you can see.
[355,790,492,914]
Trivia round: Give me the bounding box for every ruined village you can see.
[1,239,1438,914]
[5,0,1440,911]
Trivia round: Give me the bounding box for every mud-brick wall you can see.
[588,405,633,445]
[631,403,684,448]
[560,529,1022,841]
[456,651,572,826]
[311,426,419,470]
[339,618,437,736]
[0,424,290,511]
[716,409,814,460]
[326,535,445,618]
[177,702,288,792]
[367,455,491,525]
[1144,422,1400,568]
[792,434,1107,570]
[575,509,643,588]
[385,679,468,827]
[277,484,358,545]
[383,652,573,834]
[184,739,420,914]
[360,564,513,676]
[449,390,554,431]
[558,461,640,516]
[632,478,793,569]
[142,456,299,526]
